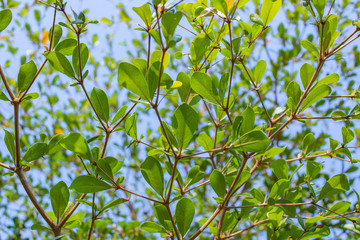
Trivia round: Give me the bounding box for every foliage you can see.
[1,0,360,239]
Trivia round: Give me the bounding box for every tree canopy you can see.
[0,0,360,239]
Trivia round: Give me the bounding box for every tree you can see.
[0,0,360,239]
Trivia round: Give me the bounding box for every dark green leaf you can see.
[17,61,37,93]
[140,156,164,196]
[70,175,112,193]
[172,103,199,150]
[175,197,195,237]
[90,87,109,123]
[44,51,75,78]
[209,170,226,198]
[50,181,69,219]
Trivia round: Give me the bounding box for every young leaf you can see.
[161,11,182,44]
[324,201,351,216]
[172,103,199,150]
[197,132,213,151]
[260,0,282,25]
[342,127,354,145]
[90,87,109,123]
[17,61,37,93]
[50,181,69,219]
[118,62,150,101]
[175,197,195,237]
[111,106,128,125]
[44,51,75,78]
[209,170,226,198]
[318,174,349,200]
[49,24,63,48]
[23,143,48,161]
[133,3,152,26]
[72,43,89,77]
[140,156,164,197]
[60,132,92,160]
[253,60,267,84]
[0,9,12,32]
[70,175,112,193]
[99,198,128,214]
[300,39,319,58]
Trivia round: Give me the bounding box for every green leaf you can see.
[191,72,221,105]
[318,174,350,200]
[302,133,316,155]
[0,91,9,101]
[300,39,319,58]
[250,13,264,26]
[300,63,315,89]
[260,0,282,25]
[209,170,226,198]
[50,181,69,219]
[60,132,92,160]
[161,11,182,44]
[140,156,164,197]
[177,72,191,103]
[234,130,270,152]
[99,198,128,214]
[133,3,152,26]
[172,103,199,150]
[111,106,128,125]
[312,0,326,17]
[253,60,266,84]
[270,159,288,179]
[186,165,205,186]
[140,222,168,233]
[17,61,37,93]
[324,201,351,216]
[210,0,228,15]
[190,33,210,67]
[269,179,290,199]
[118,62,150,101]
[70,175,112,193]
[4,130,16,161]
[317,73,339,86]
[55,38,77,55]
[299,85,331,112]
[286,81,301,111]
[23,143,48,161]
[197,132,213,151]
[240,106,255,135]
[267,207,283,228]
[72,43,89,77]
[125,113,137,140]
[49,24,63,48]
[306,161,322,180]
[342,127,354,145]
[31,224,51,232]
[44,51,75,78]
[175,197,195,237]
[90,87,109,123]
[0,9,12,32]
[95,158,114,183]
